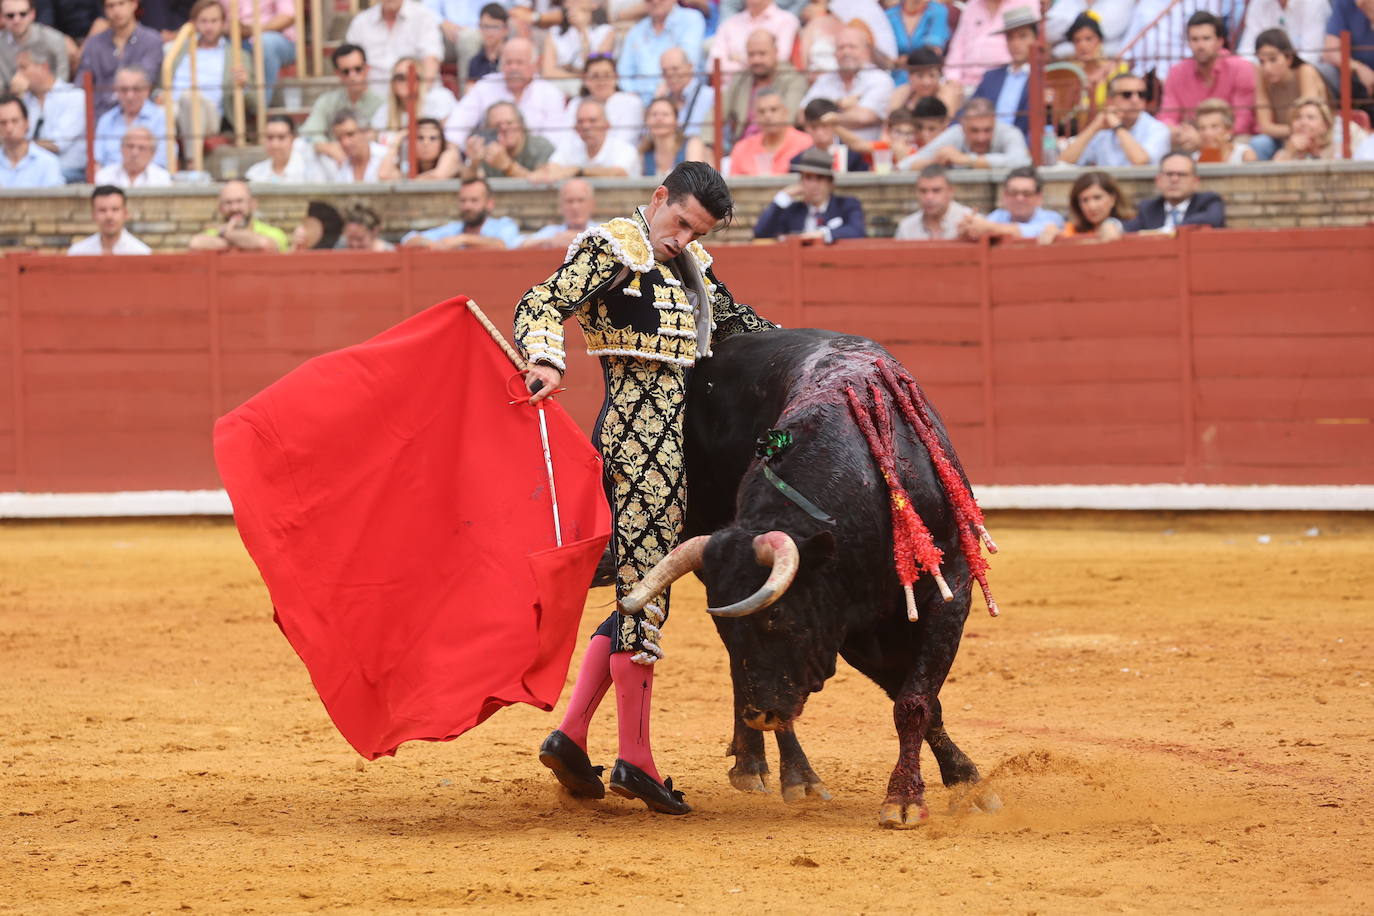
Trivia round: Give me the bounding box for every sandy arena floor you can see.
[3,511,1372,914]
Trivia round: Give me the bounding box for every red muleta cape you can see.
[214,296,610,760]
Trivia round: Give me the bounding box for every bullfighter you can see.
[515,161,774,814]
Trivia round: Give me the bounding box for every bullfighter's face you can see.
[643,184,716,262]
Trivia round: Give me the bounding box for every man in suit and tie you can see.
[970,5,1039,144]
[1123,152,1226,232]
[753,146,866,243]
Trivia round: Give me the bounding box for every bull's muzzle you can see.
[618,531,800,619]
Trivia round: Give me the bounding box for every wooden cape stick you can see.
[463,300,563,546]
[464,299,527,371]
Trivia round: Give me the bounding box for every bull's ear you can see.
[799,531,837,569]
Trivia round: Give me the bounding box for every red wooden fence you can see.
[2,227,1371,493]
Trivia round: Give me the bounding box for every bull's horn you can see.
[619,536,710,613]
[706,531,800,618]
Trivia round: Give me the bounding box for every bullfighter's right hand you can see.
[525,364,563,404]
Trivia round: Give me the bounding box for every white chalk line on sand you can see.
[1,485,1372,518]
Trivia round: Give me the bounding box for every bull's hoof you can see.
[878,802,929,829]
[729,768,772,793]
[781,779,833,804]
[947,784,1004,815]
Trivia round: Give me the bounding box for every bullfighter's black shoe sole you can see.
[609,759,691,815]
[538,730,605,799]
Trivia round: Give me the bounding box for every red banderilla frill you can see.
[873,361,999,617]
[845,385,949,621]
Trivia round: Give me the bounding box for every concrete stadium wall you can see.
[2,161,1373,253]
[1,226,1370,496]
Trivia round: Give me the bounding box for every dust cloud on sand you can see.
[3,511,1371,913]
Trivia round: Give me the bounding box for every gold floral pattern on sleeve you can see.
[514,235,621,370]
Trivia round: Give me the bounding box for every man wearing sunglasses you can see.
[1059,71,1171,167]
[299,43,384,167]
[1,0,70,91]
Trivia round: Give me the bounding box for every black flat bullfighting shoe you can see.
[538,730,605,799]
[609,759,691,815]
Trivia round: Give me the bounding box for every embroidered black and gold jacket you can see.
[514,208,773,370]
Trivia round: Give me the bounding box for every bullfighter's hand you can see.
[525,364,563,404]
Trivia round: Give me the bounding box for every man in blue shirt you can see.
[0,92,62,186]
[619,0,705,103]
[93,64,167,168]
[17,44,85,182]
[1058,72,1171,167]
[401,177,522,249]
[971,6,1039,143]
[1321,0,1374,115]
[963,166,1065,242]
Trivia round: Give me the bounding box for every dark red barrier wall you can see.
[2,227,1371,493]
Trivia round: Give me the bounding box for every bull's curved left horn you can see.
[707,531,800,618]
[619,536,710,614]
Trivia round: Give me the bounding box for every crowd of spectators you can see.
[2,0,1373,252]
[5,0,1374,193]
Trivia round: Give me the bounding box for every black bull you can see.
[622,328,1001,828]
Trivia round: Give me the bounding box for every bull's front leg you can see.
[925,697,1002,814]
[776,729,832,803]
[727,714,771,793]
[881,688,933,829]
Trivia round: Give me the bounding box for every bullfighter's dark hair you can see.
[662,160,734,227]
[91,184,126,203]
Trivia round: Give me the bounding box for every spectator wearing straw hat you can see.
[753,146,866,243]
[970,5,1040,142]
[944,0,1014,89]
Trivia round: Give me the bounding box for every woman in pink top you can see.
[944,0,1011,89]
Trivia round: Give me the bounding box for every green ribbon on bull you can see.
[754,429,836,526]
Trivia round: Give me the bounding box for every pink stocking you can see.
[611,650,659,782]
[557,634,613,750]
